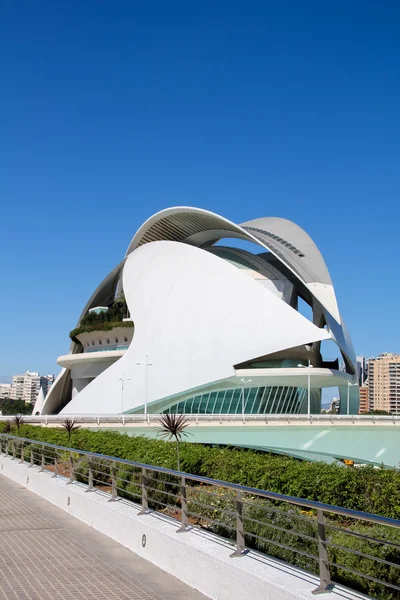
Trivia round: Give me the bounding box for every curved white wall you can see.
[61,241,330,414]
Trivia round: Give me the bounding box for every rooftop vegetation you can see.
[69,292,133,342]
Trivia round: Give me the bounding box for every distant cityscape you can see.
[326,352,400,415]
[0,371,55,407]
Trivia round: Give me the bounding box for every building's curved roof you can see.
[126,207,331,286]
[126,206,339,317]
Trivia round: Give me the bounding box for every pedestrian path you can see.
[0,474,207,600]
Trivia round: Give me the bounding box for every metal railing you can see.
[1,433,399,598]
[1,414,400,426]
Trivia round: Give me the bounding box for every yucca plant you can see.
[158,413,190,470]
[13,415,24,436]
[3,421,12,434]
[61,418,80,445]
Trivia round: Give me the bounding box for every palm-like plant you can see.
[61,418,80,445]
[3,421,12,434]
[158,413,190,470]
[13,415,24,436]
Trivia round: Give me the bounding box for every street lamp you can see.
[347,381,358,415]
[240,377,252,418]
[118,372,131,415]
[297,361,313,417]
[136,355,153,416]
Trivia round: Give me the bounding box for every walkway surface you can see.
[0,474,208,600]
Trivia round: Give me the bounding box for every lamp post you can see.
[136,355,153,416]
[240,377,252,418]
[347,381,358,415]
[297,361,313,418]
[118,372,131,415]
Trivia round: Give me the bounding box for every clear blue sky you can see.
[1,1,399,379]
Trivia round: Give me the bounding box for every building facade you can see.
[0,383,12,400]
[37,207,359,416]
[359,385,369,413]
[368,353,400,414]
[356,355,368,386]
[10,371,40,404]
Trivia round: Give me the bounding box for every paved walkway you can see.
[0,475,208,600]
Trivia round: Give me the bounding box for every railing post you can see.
[108,461,117,502]
[39,444,45,472]
[29,446,34,468]
[51,451,58,478]
[177,476,189,532]
[11,440,16,460]
[86,461,94,492]
[67,451,75,484]
[312,510,334,594]
[19,441,24,463]
[5,438,8,457]
[230,490,247,557]
[138,467,148,515]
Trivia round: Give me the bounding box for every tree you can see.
[158,413,190,470]
[13,415,24,435]
[61,418,80,445]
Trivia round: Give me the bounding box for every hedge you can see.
[1,423,399,518]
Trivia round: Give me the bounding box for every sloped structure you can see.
[40,207,358,415]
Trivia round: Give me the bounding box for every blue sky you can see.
[1,1,399,379]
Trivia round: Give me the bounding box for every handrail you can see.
[1,433,399,597]
[1,413,399,424]
[1,433,399,528]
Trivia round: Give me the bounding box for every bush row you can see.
[1,423,399,519]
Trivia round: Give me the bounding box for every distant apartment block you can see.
[359,386,369,413]
[368,353,400,414]
[0,383,12,400]
[356,355,368,387]
[10,371,41,404]
[40,375,55,398]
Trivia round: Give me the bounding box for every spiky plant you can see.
[61,418,80,445]
[13,415,24,436]
[158,413,190,470]
[3,421,12,434]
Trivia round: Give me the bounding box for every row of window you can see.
[245,226,306,257]
[162,386,316,415]
[85,336,129,348]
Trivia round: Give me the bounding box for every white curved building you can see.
[36,207,359,416]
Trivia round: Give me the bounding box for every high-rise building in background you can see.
[0,383,12,400]
[10,371,40,404]
[359,386,369,413]
[367,353,400,414]
[40,375,55,398]
[356,355,368,386]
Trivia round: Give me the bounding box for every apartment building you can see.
[0,383,11,400]
[10,371,40,404]
[359,385,369,413]
[368,353,400,414]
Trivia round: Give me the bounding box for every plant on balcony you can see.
[69,292,133,342]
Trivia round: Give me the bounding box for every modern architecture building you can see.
[368,353,400,414]
[11,371,40,404]
[359,386,369,413]
[36,207,359,416]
